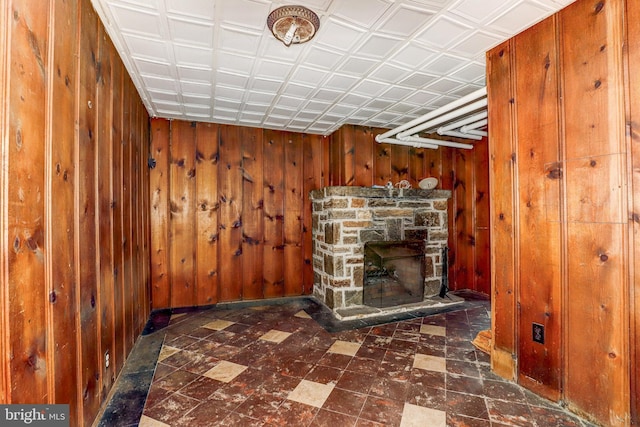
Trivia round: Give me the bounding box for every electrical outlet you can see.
[105,350,110,369]
[532,323,545,344]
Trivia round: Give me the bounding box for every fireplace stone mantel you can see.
[310,186,452,318]
[309,186,452,201]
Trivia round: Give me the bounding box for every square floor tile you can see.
[414,354,446,373]
[400,403,446,427]
[327,340,361,357]
[203,319,235,331]
[260,329,292,343]
[294,310,312,319]
[157,345,181,362]
[203,361,248,383]
[287,379,335,408]
[139,415,171,427]
[420,324,446,337]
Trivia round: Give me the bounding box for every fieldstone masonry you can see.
[310,186,452,313]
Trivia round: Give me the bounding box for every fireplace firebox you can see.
[364,241,425,308]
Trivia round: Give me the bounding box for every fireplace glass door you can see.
[363,241,425,308]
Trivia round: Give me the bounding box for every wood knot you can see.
[590,160,597,167]
[599,253,608,262]
[90,294,96,308]
[594,1,604,13]
[594,79,602,89]
[49,291,57,303]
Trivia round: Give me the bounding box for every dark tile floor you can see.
[98,292,595,426]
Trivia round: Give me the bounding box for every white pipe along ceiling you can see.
[375,86,488,150]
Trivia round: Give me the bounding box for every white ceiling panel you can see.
[92,0,575,135]
[332,0,392,27]
[167,17,215,47]
[490,1,555,34]
[377,5,436,37]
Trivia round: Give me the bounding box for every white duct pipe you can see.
[460,119,488,133]
[375,86,487,142]
[397,98,488,139]
[463,129,488,137]
[436,111,488,134]
[404,136,474,150]
[438,131,483,141]
[377,137,439,149]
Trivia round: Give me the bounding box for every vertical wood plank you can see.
[218,125,243,301]
[6,0,49,404]
[240,127,264,300]
[452,150,471,289]
[48,0,79,421]
[111,62,125,373]
[195,123,219,305]
[132,99,142,335]
[374,143,391,186]
[566,223,627,423]
[97,25,115,397]
[77,0,100,418]
[408,147,427,188]
[390,144,409,186]
[354,127,374,187]
[561,1,629,422]
[263,130,285,298]
[150,119,170,309]
[284,134,304,296]
[513,15,562,399]
[487,39,518,379]
[473,139,490,295]
[169,121,196,307]
[342,126,355,186]
[0,0,8,404]
[121,77,134,355]
[626,0,640,421]
[303,134,324,294]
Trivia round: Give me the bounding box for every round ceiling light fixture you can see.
[267,5,320,47]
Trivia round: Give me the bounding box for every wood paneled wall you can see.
[0,0,151,425]
[329,125,490,294]
[150,121,489,308]
[487,0,637,424]
[150,119,328,308]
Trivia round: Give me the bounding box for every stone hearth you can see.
[310,186,458,319]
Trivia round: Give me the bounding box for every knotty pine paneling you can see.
[626,0,640,421]
[195,123,220,305]
[240,127,264,300]
[150,119,171,308]
[284,134,305,296]
[487,0,635,424]
[49,0,79,415]
[150,122,327,308]
[7,0,49,405]
[263,130,286,299]
[487,39,517,380]
[218,125,244,302]
[303,134,326,294]
[0,0,6,405]
[560,0,629,422]
[514,15,562,400]
[169,121,197,307]
[0,0,151,425]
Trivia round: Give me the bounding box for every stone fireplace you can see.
[310,186,452,318]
